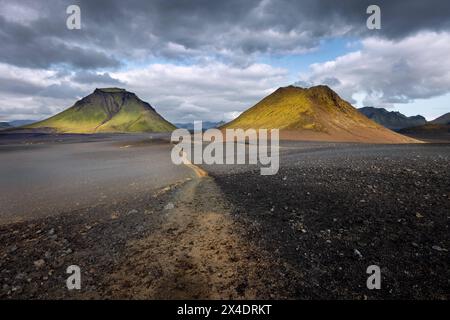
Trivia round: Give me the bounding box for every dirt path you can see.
[103,172,290,299]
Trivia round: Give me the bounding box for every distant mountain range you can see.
[358,108,449,139]
[0,122,11,129]
[221,85,416,143]
[175,121,225,131]
[399,112,450,139]
[358,107,427,131]
[430,112,450,125]
[8,120,36,127]
[23,88,175,133]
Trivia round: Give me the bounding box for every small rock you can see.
[15,273,26,280]
[33,259,45,268]
[110,212,120,219]
[432,245,447,252]
[354,249,363,259]
[164,202,174,210]
[11,286,21,292]
[128,209,138,215]
[48,228,55,235]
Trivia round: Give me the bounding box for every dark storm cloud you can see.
[1,0,449,70]
[0,76,85,99]
[0,76,42,96]
[0,14,120,69]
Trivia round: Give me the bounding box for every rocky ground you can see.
[203,142,450,299]
[0,139,449,299]
[0,174,291,299]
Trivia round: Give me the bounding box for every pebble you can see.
[164,202,175,210]
[33,259,45,268]
[432,245,447,252]
[354,249,363,259]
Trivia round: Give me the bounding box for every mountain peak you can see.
[277,85,339,101]
[94,88,128,94]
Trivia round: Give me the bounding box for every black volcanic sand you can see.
[202,142,450,299]
[0,134,449,299]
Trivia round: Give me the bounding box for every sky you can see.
[0,0,450,123]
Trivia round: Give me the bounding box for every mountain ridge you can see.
[358,106,427,130]
[430,112,450,125]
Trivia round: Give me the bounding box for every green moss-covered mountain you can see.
[222,85,418,143]
[26,88,176,133]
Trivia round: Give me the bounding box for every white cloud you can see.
[112,62,289,122]
[299,32,450,109]
[0,61,289,122]
[0,63,127,121]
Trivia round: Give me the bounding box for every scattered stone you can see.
[15,273,26,280]
[110,212,120,219]
[432,245,447,252]
[33,259,45,268]
[164,202,175,210]
[354,249,363,259]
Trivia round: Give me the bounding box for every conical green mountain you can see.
[27,88,176,133]
[222,85,419,143]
